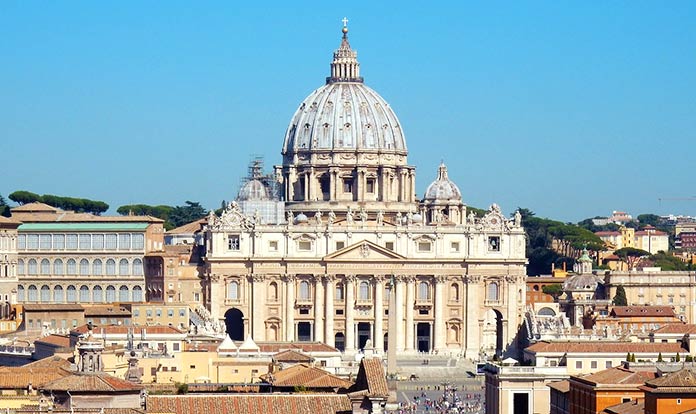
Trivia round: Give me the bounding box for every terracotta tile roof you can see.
[273,349,314,363]
[35,334,71,348]
[347,357,389,398]
[23,356,73,370]
[262,364,352,389]
[23,303,84,311]
[72,324,183,335]
[146,394,353,414]
[41,372,143,392]
[11,203,163,224]
[166,219,206,235]
[547,380,570,393]
[11,202,60,212]
[611,306,675,318]
[84,305,132,317]
[526,341,687,354]
[644,369,696,390]
[653,323,696,335]
[0,357,72,388]
[256,342,339,353]
[0,216,21,225]
[602,400,645,414]
[576,367,657,386]
[636,229,668,236]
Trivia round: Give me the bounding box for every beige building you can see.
[604,270,696,322]
[0,216,20,322]
[203,25,527,358]
[11,202,164,306]
[145,243,204,305]
[129,302,190,329]
[596,226,669,255]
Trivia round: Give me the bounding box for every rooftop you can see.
[526,341,687,354]
[262,364,352,389]
[146,394,352,414]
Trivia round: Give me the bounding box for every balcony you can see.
[415,298,433,309]
[355,298,373,309]
[295,298,313,309]
[483,363,568,378]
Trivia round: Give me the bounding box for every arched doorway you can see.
[483,309,505,357]
[357,322,371,349]
[335,332,345,352]
[224,308,244,340]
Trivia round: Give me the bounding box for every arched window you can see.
[119,286,129,302]
[79,285,90,302]
[119,259,129,276]
[54,259,63,275]
[93,286,103,303]
[80,259,90,275]
[28,259,38,275]
[17,285,25,301]
[40,259,50,275]
[450,283,460,302]
[17,259,24,275]
[54,286,64,303]
[106,285,116,302]
[335,284,345,301]
[268,281,278,301]
[28,285,38,302]
[299,280,310,300]
[40,285,50,302]
[227,281,239,300]
[132,286,143,302]
[132,258,143,276]
[418,281,429,301]
[359,281,370,300]
[66,285,77,302]
[66,259,77,275]
[106,259,116,275]
[487,282,499,302]
[93,259,102,275]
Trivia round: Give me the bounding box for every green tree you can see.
[614,247,650,270]
[167,201,208,229]
[649,252,690,271]
[8,190,41,205]
[636,214,663,227]
[676,352,681,362]
[657,352,664,363]
[542,283,564,299]
[0,195,10,217]
[613,285,628,306]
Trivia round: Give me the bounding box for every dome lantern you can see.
[327,18,363,84]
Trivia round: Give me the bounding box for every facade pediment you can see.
[324,240,406,261]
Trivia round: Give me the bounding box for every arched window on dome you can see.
[487,282,499,302]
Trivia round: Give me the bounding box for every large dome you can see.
[282,83,406,154]
[281,25,406,159]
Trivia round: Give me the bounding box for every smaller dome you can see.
[238,179,271,201]
[424,163,462,201]
[294,213,309,224]
[563,273,604,292]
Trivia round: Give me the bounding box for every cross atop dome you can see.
[326,17,363,84]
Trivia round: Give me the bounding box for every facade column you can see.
[251,274,265,341]
[434,275,446,351]
[394,275,405,352]
[288,169,296,201]
[314,275,324,343]
[409,170,416,202]
[303,172,309,201]
[374,275,384,352]
[398,170,406,202]
[209,274,221,320]
[329,168,338,202]
[284,274,295,341]
[405,276,415,351]
[325,275,335,347]
[345,275,356,352]
[464,275,481,359]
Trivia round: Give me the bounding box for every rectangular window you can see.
[299,309,309,315]
[27,234,39,249]
[488,236,501,252]
[66,234,78,249]
[119,233,131,249]
[269,240,278,252]
[134,309,140,317]
[417,241,432,252]
[194,293,200,302]
[190,365,196,369]
[366,179,375,193]
[606,361,613,368]
[179,309,186,317]
[419,309,429,315]
[173,343,180,351]
[156,309,162,317]
[39,234,52,250]
[79,234,91,250]
[93,234,104,249]
[336,241,345,250]
[167,309,174,317]
[146,309,153,317]
[103,234,117,250]
[28,319,33,329]
[343,178,353,193]
[385,241,394,250]
[298,240,312,251]
[591,361,598,369]
[53,234,65,249]
[17,234,26,249]
[450,242,460,252]
[575,361,583,369]
[228,235,240,250]
[336,309,344,315]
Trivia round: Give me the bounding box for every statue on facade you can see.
[286,211,294,225]
[328,210,336,225]
[468,211,476,224]
[359,208,368,224]
[314,210,323,225]
[395,211,402,225]
[376,210,384,226]
[406,211,414,225]
[346,207,354,224]
[514,210,522,227]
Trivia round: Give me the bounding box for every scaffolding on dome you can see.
[236,156,285,224]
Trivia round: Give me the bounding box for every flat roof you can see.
[18,222,150,231]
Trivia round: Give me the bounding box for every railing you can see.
[0,345,34,356]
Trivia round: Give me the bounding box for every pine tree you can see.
[613,285,628,306]
[676,352,681,362]
[657,352,664,362]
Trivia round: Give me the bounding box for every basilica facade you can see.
[203,24,527,358]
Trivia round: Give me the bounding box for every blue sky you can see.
[1,1,695,222]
